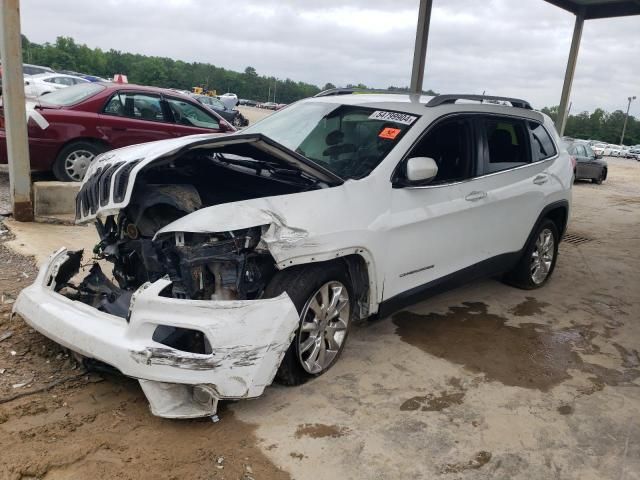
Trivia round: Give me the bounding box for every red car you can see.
[0,83,235,181]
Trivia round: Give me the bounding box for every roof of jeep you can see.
[302,92,545,122]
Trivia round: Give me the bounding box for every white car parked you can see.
[218,92,239,110]
[24,72,89,97]
[604,145,622,157]
[14,92,572,419]
[591,143,607,156]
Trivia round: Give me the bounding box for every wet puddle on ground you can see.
[294,423,350,439]
[510,297,550,316]
[393,302,639,392]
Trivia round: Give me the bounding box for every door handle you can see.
[465,191,487,202]
[533,174,548,185]
[112,126,127,132]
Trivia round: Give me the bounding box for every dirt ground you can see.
[0,157,639,479]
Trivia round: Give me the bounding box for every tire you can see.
[232,114,244,128]
[263,262,354,386]
[503,219,559,290]
[53,141,106,182]
[592,168,606,184]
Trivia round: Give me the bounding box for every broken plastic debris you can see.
[0,330,13,342]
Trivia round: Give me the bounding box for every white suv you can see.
[15,91,572,419]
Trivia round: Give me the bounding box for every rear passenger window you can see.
[529,122,557,161]
[103,92,167,122]
[482,118,530,173]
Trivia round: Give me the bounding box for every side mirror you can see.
[405,157,438,183]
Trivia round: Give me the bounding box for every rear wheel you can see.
[592,168,606,185]
[503,219,559,289]
[232,114,244,128]
[53,141,106,182]
[264,263,353,386]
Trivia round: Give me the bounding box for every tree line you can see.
[19,36,438,104]
[542,106,639,146]
[17,36,639,144]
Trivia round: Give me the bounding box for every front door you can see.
[164,97,224,137]
[384,116,485,300]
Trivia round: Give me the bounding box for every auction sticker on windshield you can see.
[368,110,417,125]
[379,127,401,140]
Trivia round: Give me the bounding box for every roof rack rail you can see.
[425,94,532,110]
[314,87,400,97]
[314,88,357,97]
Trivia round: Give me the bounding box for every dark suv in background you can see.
[565,140,608,184]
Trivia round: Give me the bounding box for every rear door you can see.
[164,96,224,136]
[97,91,176,148]
[469,117,556,259]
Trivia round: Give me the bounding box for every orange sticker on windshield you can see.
[379,127,401,140]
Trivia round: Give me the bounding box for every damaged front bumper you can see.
[13,248,299,419]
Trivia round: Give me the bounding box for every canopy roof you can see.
[543,0,640,19]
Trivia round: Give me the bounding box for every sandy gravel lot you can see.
[0,157,638,479]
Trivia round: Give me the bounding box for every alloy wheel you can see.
[64,149,95,181]
[297,281,350,374]
[530,228,554,285]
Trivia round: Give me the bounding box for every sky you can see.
[19,0,640,115]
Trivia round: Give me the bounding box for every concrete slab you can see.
[3,217,96,266]
[33,181,79,216]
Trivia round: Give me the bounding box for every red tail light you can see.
[569,155,576,169]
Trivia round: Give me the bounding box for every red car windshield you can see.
[39,83,106,107]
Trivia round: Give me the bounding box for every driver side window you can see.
[404,117,474,185]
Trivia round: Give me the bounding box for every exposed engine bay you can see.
[58,140,329,324]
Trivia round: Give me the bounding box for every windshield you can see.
[244,102,417,179]
[39,83,106,106]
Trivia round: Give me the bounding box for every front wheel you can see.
[503,219,559,289]
[264,263,353,386]
[53,141,106,182]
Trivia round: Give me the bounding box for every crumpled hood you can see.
[82,133,220,182]
[156,203,275,235]
[156,196,311,250]
[75,133,343,224]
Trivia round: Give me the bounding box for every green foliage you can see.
[18,35,442,105]
[542,105,639,145]
[21,36,321,103]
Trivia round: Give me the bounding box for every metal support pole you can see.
[409,0,433,94]
[555,11,584,136]
[620,96,636,145]
[0,0,33,221]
